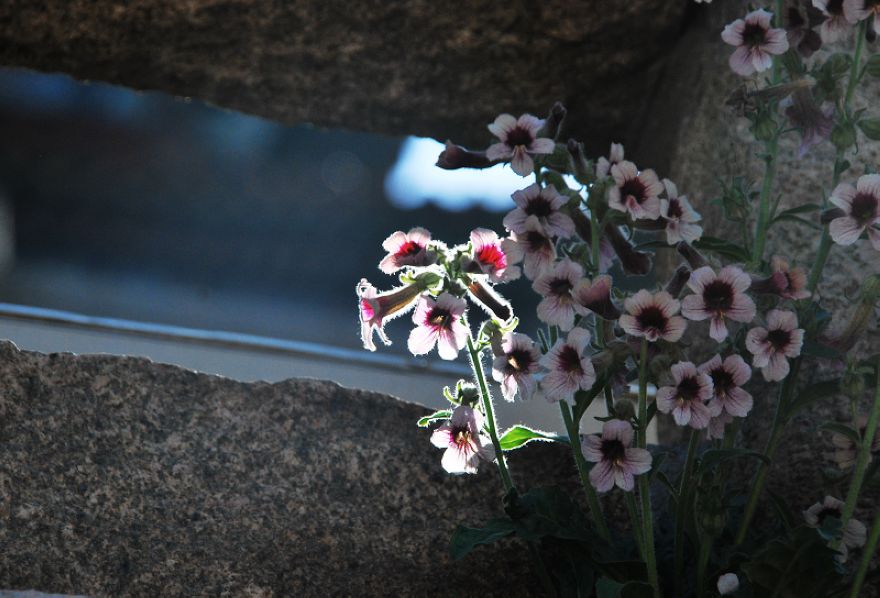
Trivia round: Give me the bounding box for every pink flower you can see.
[608,161,663,220]
[699,354,754,418]
[656,361,715,429]
[660,179,703,245]
[785,88,835,157]
[533,258,588,331]
[486,113,555,177]
[461,228,522,283]
[357,279,422,351]
[492,332,541,401]
[378,227,436,274]
[844,0,880,31]
[619,290,687,343]
[596,142,625,178]
[752,256,811,300]
[828,174,880,250]
[813,0,852,43]
[507,215,556,279]
[722,9,790,76]
[682,266,757,343]
[803,496,867,561]
[746,309,805,382]
[539,328,597,403]
[408,292,469,360]
[465,280,512,322]
[582,419,652,492]
[430,405,495,474]
[573,274,622,321]
[504,183,575,238]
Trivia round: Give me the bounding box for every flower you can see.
[784,88,834,157]
[461,228,522,283]
[660,179,703,245]
[656,361,715,429]
[707,412,735,441]
[699,354,754,418]
[408,292,469,360]
[722,9,790,77]
[746,309,805,381]
[507,215,556,279]
[465,280,512,322]
[539,328,597,403]
[803,496,867,561]
[504,183,575,238]
[813,0,852,43]
[573,274,622,320]
[619,290,687,343]
[844,0,880,32]
[492,332,541,401]
[533,258,588,331]
[596,142,625,178]
[357,279,423,351]
[828,174,880,249]
[830,414,880,469]
[436,140,494,170]
[717,573,740,596]
[430,405,495,474]
[378,227,436,274]
[752,256,811,299]
[682,266,757,343]
[486,113,555,176]
[786,1,824,57]
[608,161,663,220]
[582,419,652,492]
[605,223,653,275]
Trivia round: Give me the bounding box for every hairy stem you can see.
[637,339,660,597]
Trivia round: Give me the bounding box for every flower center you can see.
[767,328,791,350]
[397,240,422,256]
[637,305,667,333]
[710,369,734,394]
[429,309,452,328]
[601,438,627,464]
[525,230,550,252]
[525,197,553,217]
[507,349,532,372]
[549,277,573,297]
[477,244,506,270]
[666,198,684,219]
[360,298,376,320]
[453,427,472,449]
[677,376,702,402]
[703,280,734,312]
[817,506,841,525]
[742,22,767,47]
[505,126,534,148]
[826,0,843,15]
[558,345,583,374]
[620,178,647,205]
[851,192,878,225]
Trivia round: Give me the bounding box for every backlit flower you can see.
[533,258,588,331]
[486,113,555,176]
[803,496,867,561]
[507,216,556,279]
[814,0,851,43]
[722,9,790,76]
[619,290,687,343]
[492,332,541,401]
[430,405,495,474]
[408,292,469,360]
[582,419,652,492]
[465,280,512,322]
[596,142,625,178]
[660,179,703,245]
[539,328,597,403]
[682,266,757,343]
[461,228,522,283]
[573,274,622,320]
[828,174,880,249]
[357,279,422,351]
[378,227,436,274]
[608,161,663,220]
[746,309,805,381]
[699,354,754,418]
[504,183,575,238]
[656,361,714,429]
[844,0,880,31]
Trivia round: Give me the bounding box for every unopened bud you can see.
[831,122,856,150]
[606,223,652,276]
[677,242,707,270]
[753,112,777,141]
[567,139,596,185]
[665,265,692,297]
[538,102,567,140]
[614,399,635,421]
[467,280,512,322]
[436,140,494,170]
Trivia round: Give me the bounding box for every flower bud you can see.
[466,280,512,322]
[698,491,727,537]
[752,111,778,141]
[436,140,494,170]
[677,241,708,270]
[831,122,856,150]
[665,265,692,298]
[538,102,567,140]
[613,399,635,421]
[606,223,651,276]
[567,139,596,185]
[455,380,481,407]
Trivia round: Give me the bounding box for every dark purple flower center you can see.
[452,426,472,448]
[525,196,553,217]
[507,349,533,373]
[666,198,684,219]
[549,277,573,297]
[767,328,792,350]
[710,368,734,394]
[637,305,667,333]
[742,22,768,47]
[816,506,842,525]
[601,438,627,463]
[525,231,551,252]
[505,126,534,148]
[851,192,878,225]
[429,308,453,328]
[826,0,844,15]
[677,376,702,402]
[558,345,583,374]
[397,240,423,256]
[703,280,735,312]
[620,178,647,204]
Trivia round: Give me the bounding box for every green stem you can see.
[637,339,660,597]
[696,533,713,598]
[674,429,701,597]
[808,229,833,296]
[625,491,646,558]
[750,136,779,270]
[590,213,607,349]
[560,401,611,541]
[845,21,867,110]
[850,508,880,598]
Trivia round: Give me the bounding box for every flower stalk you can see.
[849,508,880,598]
[637,339,660,597]
[674,428,701,596]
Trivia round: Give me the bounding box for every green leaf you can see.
[817,422,861,445]
[498,425,567,451]
[772,214,821,230]
[699,448,770,471]
[416,409,451,428]
[786,378,840,416]
[693,236,751,262]
[824,53,852,79]
[858,117,880,141]
[801,340,845,361]
[867,54,880,78]
[449,518,516,560]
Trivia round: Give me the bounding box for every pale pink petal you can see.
[767,309,797,331]
[830,183,857,211]
[856,174,880,197]
[442,445,474,474]
[430,424,453,448]
[486,142,512,161]
[729,45,756,76]
[381,230,409,254]
[488,113,517,138]
[664,316,687,342]
[618,314,640,337]
[687,266,716,293]
[719,265,752,293]
[698,354,723,375]
[673,404,692,426]
[722,19,746,45]
[726,387,754,417]
[709,316,729,342]
[408,325,437,356]
[604,419,634,444]
[726,354,752,385]
[656,386,677,414]
[611,160,639,186]
[625,448,652,474]
[589,460,615,493]
[785,328,804,357]
[530,138,556,154]
[582,435,604,462]
[682,294,709,320]
[830,216,865,245]
[764,353,791,382]
[510,147,533,177]
[614,467,636,491]
[763,28,790,54]
[688,402,712,429]
[470,227,499,249]
[727,293,757,323]
[517,113,544,134]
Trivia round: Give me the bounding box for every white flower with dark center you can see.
[408,292,469,360]
[699,354,754,418]
[430,405,495,474]
[803,495,867,561]
[596,142,625,178]
[504,183,575,238]
[619,290,687,343]
[844,0,880,31]
[828,174,880,250]
[746,309,805,382]
[582,419,652,492]
[486,113,555,176]
[656,361,715,429]
[533,258,588,331]
[492,332,541,401]
[507,215,556,279]
[461,228,522,283]
[378,227,436,274]
[722,9,790,76]
[660,178,703,245]
[814,1,852,43]
[682,266,757,343]
[539,328,597,403]
[608,161,663,221]
[573,275,622,321]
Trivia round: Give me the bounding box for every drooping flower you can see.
[465,280,513,322]
[436,140,494,170]
[717,573,740,596]
[682,266,757,343]
[828,174,880,249]
[830,414,880,469]
[752,256,811,299]
[507,215,556,279]
[746,309,805,381]
[722,9,790,77]
[844,0,880,32]
[408,292,469,360]
[533,258,588,331]
[784,88,834,157]
[619,290,687,343]
[504,183,575,238]
[596,142,625,178]
[486,113,555,177]
[608,161,663,221]
[582,419,652,492]
[573,274,622,320]
[813,0,852,43]
[656,361,715,429]
[430,405,495,474]
[699,354,754,418]
[357,279,423,351]
[605,222,653,275]
[378,227,437,274]
[660,179,703,245]
[803,496,867,561]
[492,332,541,401]
[539,328,597,403]
[460,228,522,283]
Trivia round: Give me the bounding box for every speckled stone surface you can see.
[0,340,587,596]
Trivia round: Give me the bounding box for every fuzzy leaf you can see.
[449,519,516,560]
[416,409,451,428]
[817,422,861,445]
[867,54,880,78]
[858,117,880,141]
[498,425,566,451]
